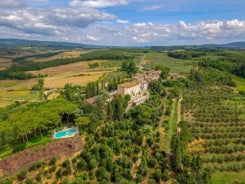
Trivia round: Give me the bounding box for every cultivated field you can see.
[144,52,194,74]
[0,60,113,107]
[181,88,245,183]
[0,79,39,107]
[34,50,89,63]
[30,60,110,88]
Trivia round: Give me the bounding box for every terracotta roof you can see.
[118,81,139,88]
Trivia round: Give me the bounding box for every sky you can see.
[0,0,244,46]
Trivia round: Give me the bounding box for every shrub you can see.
[13,143,26,153]
[35,173,42,182]
[17,169,27,181]
[49,157,57,165]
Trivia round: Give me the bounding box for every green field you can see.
[211,171,245,184]
[144,52,195,74]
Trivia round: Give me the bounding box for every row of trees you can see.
[169,121,211,184]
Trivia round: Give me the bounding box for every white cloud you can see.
[86,34,99,41]
[134,23,147,27]
[70,0,129,8]
[0,0,26,8]
[1,16,244,46]
[0,8,115,35]
[140,4,164,12]
[116,19,129,24]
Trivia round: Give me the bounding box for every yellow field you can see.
[44,74,104,88]
[30,61,90,76]
[30,60,109,88]
[0,60,113,107]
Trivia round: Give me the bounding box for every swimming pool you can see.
[53,128,78,139]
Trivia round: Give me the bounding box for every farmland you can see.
[30,60,111,88]
[181,88,245,183]
[0,45,244,183]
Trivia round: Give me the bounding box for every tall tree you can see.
[38,79,44,101]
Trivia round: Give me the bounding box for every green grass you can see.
[27,136,51,148]
[144,52,194,74]
[211,171,245,184]
[0,147,13,158]
[233,75,245,92]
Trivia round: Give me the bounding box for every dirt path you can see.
[138,54,146,70]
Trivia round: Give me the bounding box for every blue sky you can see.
[0,0,244,46]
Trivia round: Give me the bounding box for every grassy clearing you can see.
[211,171,245,184]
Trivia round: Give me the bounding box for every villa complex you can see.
[85,70,161,106]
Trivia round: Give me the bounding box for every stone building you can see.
[117,81,141,98]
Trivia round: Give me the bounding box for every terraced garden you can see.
[181,88,245,183]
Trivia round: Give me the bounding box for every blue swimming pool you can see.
[53,128,78,139]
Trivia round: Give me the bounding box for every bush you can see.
[49,157,57,165]
[56,168,63,179]
[17,169,27,181]
[29,161,44,171]
[35,173,42,182]
[13,143,26,153]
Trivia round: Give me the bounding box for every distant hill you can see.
[0,38,105,49]
[150,42,245,51]
[0,38,244,50]
[202,42,245,49]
